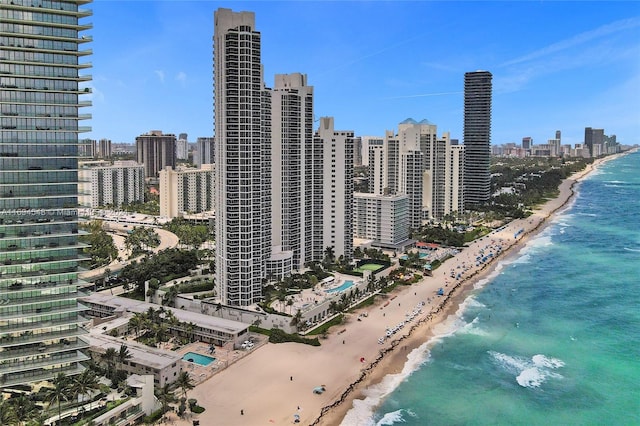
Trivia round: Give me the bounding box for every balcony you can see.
[0,363,85,388]
[0,338,88,362]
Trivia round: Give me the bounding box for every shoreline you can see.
[312,152,627,426]
[176,152,630,426]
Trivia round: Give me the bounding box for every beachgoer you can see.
[241,409,244,415]
[290,376,293,381]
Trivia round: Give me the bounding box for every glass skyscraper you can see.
[0,0,92,387]
[463,70,492,207]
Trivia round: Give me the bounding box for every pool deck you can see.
[271,272,364,316]
[173,339,267,385]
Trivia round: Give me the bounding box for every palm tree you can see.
[8,394,38,426]
[117,344,132,369]
[102,347,117,380]
[155,383,177,418]
[128,313,143,337]
[290,309,303,330]
[72,370,100,417]
[323,246,335,269]
[42,373,72,426]
[174,371,195,401]
[0,399,18,426]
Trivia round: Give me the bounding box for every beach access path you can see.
[172,155,620,426]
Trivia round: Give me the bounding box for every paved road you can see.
[80,224,179,283]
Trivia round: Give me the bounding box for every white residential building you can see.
[353,193,410,248]
[314,117,354,261]
[371,121,465,223]
[86,334,183,387]
[195,137,214,167]
[213,8,355,305]
[79,161,145,208]
[176,138,189,160]
[159,164,214,218]
[214,9,272,306]
[270,73,314,271]
[367,139,386,194]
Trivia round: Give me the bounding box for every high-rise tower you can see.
[0,0,92,387]
[463,70,492,207]
[270,73,314,270]
[214,9,271,306]
[135,130,176,179]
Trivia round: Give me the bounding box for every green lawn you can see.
[354,263,384,273]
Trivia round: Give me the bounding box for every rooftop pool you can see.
[327,280,355,294]
[182,352,215,367]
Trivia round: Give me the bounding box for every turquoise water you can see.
[400,253,429,260]
[343,151,640,425]
[182,352,215,366]
[327,280,355,293]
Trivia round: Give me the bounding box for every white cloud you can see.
[501,17,640,67]
[154,70,165,83]
[175,71,187,87]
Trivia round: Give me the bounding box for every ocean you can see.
[342,151,640,426]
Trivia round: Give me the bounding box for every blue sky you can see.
[86,1,640,147]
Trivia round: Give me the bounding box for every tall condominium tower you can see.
[176,138,189,160]
[367,139,385,194]
[97,138,112,158]
[463,70,492,207]
[195,137,214,167]
[584,127,604,157]
[313,117,353,261]
[270,73,314,270]
[0,0,92,387]
[383,119,436,228]
[214,9,271,306]
[135,130,177,179]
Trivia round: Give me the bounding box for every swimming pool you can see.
[327,280,355,293]
[400,252,429,260]
[182,352,216,366]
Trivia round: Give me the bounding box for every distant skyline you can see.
[86,1,640,146]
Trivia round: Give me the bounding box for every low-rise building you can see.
[91,375,161,426]
[86,333,183,387]
[80,293,250,346]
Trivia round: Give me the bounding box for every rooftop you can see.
[81,293,249,335]
[85,333,182,370]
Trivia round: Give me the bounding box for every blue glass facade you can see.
[0,0,92,387]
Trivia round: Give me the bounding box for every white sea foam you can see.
[532,354,565,369]
[509,253,531,265]
[623,247,640,253]
[473,277,491,290]
[375,409,406,425]
[340,345,431,426]
[516,367,547,388]
[375,408,417,425]
[459,316,489,337]
[460,296,486,310]
[489,351,564,389]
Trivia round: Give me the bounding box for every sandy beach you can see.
[173,154,625,426]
